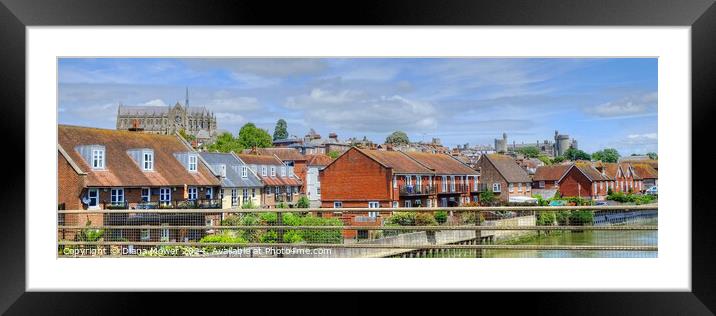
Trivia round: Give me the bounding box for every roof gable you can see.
[482,154,531,183]
[403,151,478,175]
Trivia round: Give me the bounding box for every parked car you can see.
[645,186,658,195]
[595,201,608,206]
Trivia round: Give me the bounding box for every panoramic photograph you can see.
[57,58,658,258]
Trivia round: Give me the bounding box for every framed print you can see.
[2,0,716,314]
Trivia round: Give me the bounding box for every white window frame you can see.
[508,183,514,193]
[416,175,422,188]
[539,181,545,188]
[473,176,478,191]
[91,148,105,169]
[271,166,276,177]
[141,187,151,202]
[393,176,397,188]
[526,183,531,192]
[241,166,248,178]
[442,176,448,192]
[493,183,501,193]
[87,188,99,208]
[405,200,412,208]
[110,188,124,205]
[368,201,379,217]
[262,166,267,176]
[392,201,399,208]
[188,154,198,172]
[143,151,154,171]
[427,199,432,207]
[334,201,343,208]
[518,183,522,192]
[140,229,150,241]
[242,188,249,203]
[160,227,170,242]
[159,187,171,205]
[187,186,198,200]
[281,166,286,177]
[205,187,213,200]
[231,188,238,206]
[450,176,456,192]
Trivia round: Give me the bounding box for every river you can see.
[483,217,658,258]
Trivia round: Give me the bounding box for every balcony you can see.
[399,185,436,196]
[472,183,489,193]
[122,199,222,210]
[437,185,471,194]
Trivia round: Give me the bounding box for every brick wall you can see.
[58,151,86,210]
[558,167,594,198]
[475,158,509,202]
[319,148,392,206]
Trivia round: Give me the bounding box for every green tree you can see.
[237,123,273,149]
[178,128,196,142]
[479,189,496,205]
[563,148,591,161]
[327,151,340,159]
[552,156,565,163]
[207,132,243,153]
[385,131,410,146]
[296,196,310,208]
[592,148,620,163]
[647,152,658,160]
[516,146,541,158]
[537,155,552,165]
[273,119,288,141]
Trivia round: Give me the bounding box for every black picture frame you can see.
[1,0,714,314]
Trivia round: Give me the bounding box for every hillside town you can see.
[58,98,658,244]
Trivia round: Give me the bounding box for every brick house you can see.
[630,163,658,190]
[557,162,611,200]
[319,147,480,238]
[533,164,571,190]
[57,125,222,242]
[237,153,303,208]
[593,162,644,194]
[200,152,263,208]
[475,154,532,203]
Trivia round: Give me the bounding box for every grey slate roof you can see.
[199,152,263,188]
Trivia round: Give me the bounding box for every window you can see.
[427,199,432,207]
[91,148,105,169]
[160,227,170,242]
[473,176,478,190]
[143,151,154,171]
[416,175,422,187]
[262,166,267,176]
[289,167,295,177]
[334,201,342,208]
[442,176,448,192]
[392,201,399,208]
[205,187,213,200]
[160,187,171,205]
[368,201,379,217]
[493,183,501,192]
[393,176,397,188]
[231,189,238,206]
[187,186,197,200]
[252,188,256,198]
[267,186,272,194]
[188,154,198,172]
[281,166,286,177]
[526,183,531,192]
[241,166,248,178]
[508,183,514,193]
[87,188,99,208]
[242,188,249,203]
[316,187,321,196]
[141,188,151,202]
[539,181,545,188]
[405,200,412,207]
[271,166,276,177]
[141,229,150,241]
[518,183,522,192]
[110,188,124,205]
[450,176,456,192]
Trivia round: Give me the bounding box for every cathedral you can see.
[115,89,217,142]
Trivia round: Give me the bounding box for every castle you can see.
[115,88,217,142]
[494,130,578,157]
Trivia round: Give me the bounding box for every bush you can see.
[563,196,593,206]
[241,200,258,209]
[537,212,556,226]
[479,190,496,205]
[434,211,448,224]
[607,192,655,205]
[459,211,485,224]
[199,232,247,252]
[569,210,594,226]
[296,196,310,208]
[415,213,438,226]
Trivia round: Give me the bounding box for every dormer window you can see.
[142,150,154,171]
[241,166,248,178]
[271,166,276,177]
[188,154,198,172]
[262,166,267,177]
[92,148,105,169]
[281,166,286,177]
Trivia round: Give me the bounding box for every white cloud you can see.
[184,58,328,77]
[585,92,657,117]
[140,99,168,107]
[286,88,437,133]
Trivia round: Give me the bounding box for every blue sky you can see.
[58,58,657,155]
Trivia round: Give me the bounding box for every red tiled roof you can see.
[482,154,531,183]
[573,162,610,182]
[305,154,333,166]
[403,151,478,175]
[237,153,284,166]
[261,176,302,186]
[631,163,658,179]
[58,125,219,187]
[357,148,433,174]
[533,164,571,181]
[243,147,306,161]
